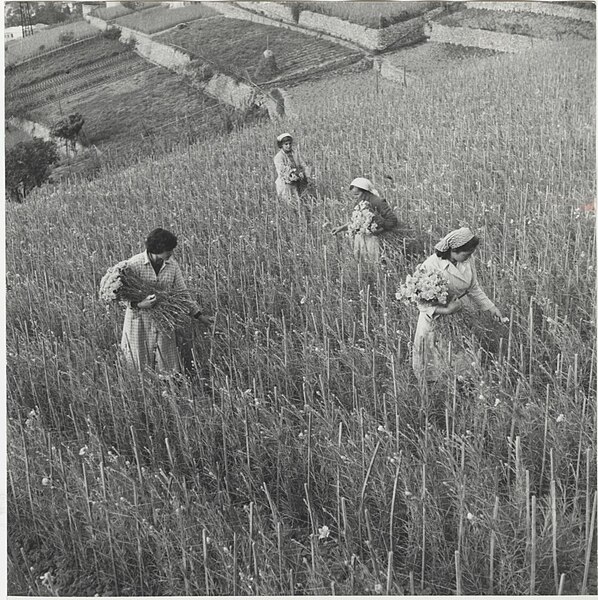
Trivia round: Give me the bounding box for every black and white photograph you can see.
[4,0,597,596]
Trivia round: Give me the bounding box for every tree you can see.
[6,138,59,202]
[50,113,85,153]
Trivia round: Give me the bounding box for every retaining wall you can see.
[8,117,86,155]
[428,22,559,53]
[466,1,596,23]
[85,14,109,31]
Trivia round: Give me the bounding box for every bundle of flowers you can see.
[281,164,304,185]
[396,264,449,306]
[347,200,381,236]
[99,261,197,332]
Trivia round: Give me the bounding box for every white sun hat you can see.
[277,132,293,142]
[350,177,379,197]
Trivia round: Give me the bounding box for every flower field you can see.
[6,36,596,597]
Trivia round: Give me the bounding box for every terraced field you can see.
[113,3,218,34]
[157,16,362,83]
[28,66,230,155]
[4,20,98,66]
[5,35,130,93]
[438,6,596,40]
[7,52,153,113]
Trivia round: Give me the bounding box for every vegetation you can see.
[5,35,128,92]
[157,17,360,82]
[293,1,439,28]
[438,8,596,40]
[113,3,218,34]
[6,138,59,202]
[4,1,82,27]
[4,20,98,65]
[90,4,134,21]
[50,113,85,153]
[7,40,596,596]
[28,65,237,155]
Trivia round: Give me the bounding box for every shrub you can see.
[102,27,122,40]
[6,138,59,202]
[50,113,85,152]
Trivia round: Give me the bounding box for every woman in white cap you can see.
[331,177,399,262]
[412,227,503,386]
[273,133,310,203]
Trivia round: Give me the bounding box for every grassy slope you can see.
[439,7,596,40]
[297,1,438,28]
[113,3,217,34]
[4,20,98,65]
[7,41,596,596]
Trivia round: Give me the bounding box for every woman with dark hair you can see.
[120,228,212,372]
[273,133,310,202]
[331,177,400,263]
[412,227,504,385]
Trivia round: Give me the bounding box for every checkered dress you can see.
[120,251,200,372]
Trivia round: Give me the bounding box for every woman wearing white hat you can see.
[331,177,399,262]
[273,133,310,203]
[412,227,504,386]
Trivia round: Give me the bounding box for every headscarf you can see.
[277,132,293,143]
[434,227,475,252]
[350,177,379,197]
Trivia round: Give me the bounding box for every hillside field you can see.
[6,28,596,600]
[156,16,362,83]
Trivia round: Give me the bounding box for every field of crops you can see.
[4,19,98,66]
[27,64,229,155]
[5,35,131,99]
[438,7,596,40]
[295,1,438,28]
[113,3,218,34]
[6,36,596,597]
[158,16,361,82]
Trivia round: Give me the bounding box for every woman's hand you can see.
[487,305,506,321]
[196,314,215,327]
[435,298,462,316]
[137,294,157,309]
[331,224,348,235]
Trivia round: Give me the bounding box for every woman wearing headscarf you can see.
[331,177,399,263]
[274,132,310,203]
[412,227,503,385]
[120,228,212,372]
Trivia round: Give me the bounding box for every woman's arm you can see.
[331,222,350,235]
[172,263,201,316]
[372,198,398,234]
[273,152,286,177]
[468,262,496,311]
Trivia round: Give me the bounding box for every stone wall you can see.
[8,117,86,155]
[467,1,596,23]
[428,22,558,53]
[84,13,109,31]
